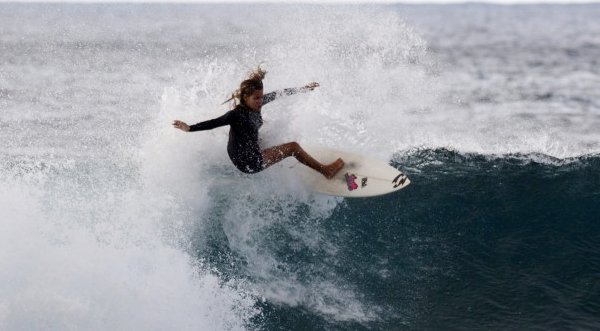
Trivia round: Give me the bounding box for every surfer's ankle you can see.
[332,158,344,175]
[322,158,344,179]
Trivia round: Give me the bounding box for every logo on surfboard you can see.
[392,174,408,188]
[345,173,358,191]
[345,173,368,191]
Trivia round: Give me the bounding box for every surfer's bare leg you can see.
[261,142,344,179]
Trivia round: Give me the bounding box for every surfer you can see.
[172,67,344,179]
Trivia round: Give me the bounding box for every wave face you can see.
[388,150,600,329]
[195,149,600,330]
[2,3,600,330]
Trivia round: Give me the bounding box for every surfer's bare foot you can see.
[322,158,344,179]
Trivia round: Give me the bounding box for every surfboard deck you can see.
[297,144,410,198]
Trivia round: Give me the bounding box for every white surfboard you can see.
[297,144,410,198]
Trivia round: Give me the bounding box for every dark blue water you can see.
[197,150,600,330]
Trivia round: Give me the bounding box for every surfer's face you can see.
[243,90,263,111]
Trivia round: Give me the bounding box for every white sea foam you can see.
[0,171,260,330]
[146,7,435,322]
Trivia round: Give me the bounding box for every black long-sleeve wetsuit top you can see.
[188,88,304,173]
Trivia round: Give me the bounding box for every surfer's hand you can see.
[172,120,190,132]
[304,82,319,91]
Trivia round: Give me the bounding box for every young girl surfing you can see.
[172,67,344,179]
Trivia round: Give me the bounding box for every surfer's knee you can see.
[287,141,301,153]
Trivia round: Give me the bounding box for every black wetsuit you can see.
[189,88,302,173]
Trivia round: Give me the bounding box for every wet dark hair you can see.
[223,66,267,107]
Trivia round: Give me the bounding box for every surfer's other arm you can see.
[173,111,233,132]
[262,82,320,105]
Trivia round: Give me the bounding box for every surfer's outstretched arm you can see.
[261,141,344,179]
[262,82,319,106]
[173,111,233,132]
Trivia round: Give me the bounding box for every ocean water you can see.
[1,3,599,330]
